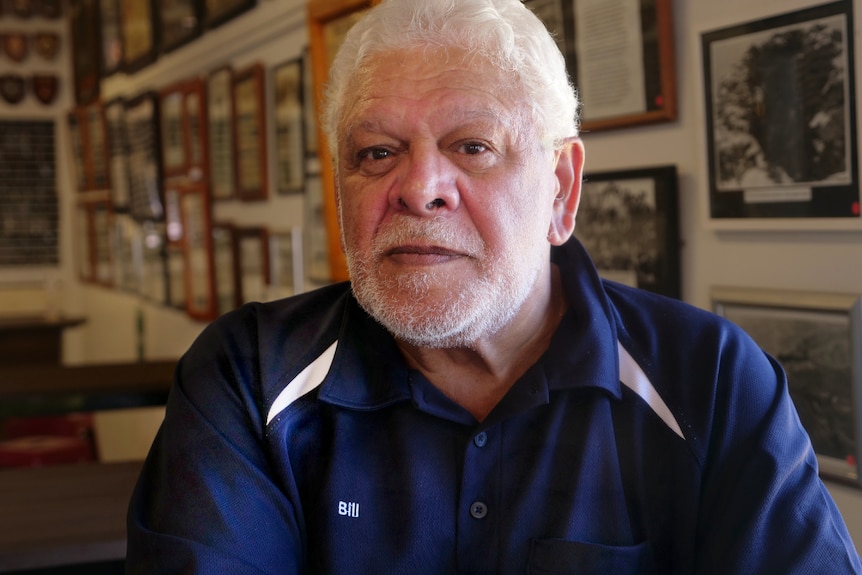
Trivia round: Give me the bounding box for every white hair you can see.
[321,0,579,167]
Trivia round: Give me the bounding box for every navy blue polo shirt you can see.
[127,238,861,574]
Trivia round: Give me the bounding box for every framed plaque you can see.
[140,220,169,304]
[120,0,158,73]
[159,85,186,178]
[232,63,268,201]
[125,92,164,221]
[269,228,303,299]
[178,184,217,320]
[70,0,101,104]
[212,222,240,314]
[104,98,132,210]
[308,0,379,281]
[158,0,202,53]
[184,77,208,181]
[207,67,236,200]
[204,0,254,30]
[236,226,269,303]
[273,58,305,194]
[99,0,123,76]
[525,0,676,131]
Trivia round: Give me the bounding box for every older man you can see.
[127,0,861,573]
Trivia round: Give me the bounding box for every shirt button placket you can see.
[457,428,499,569]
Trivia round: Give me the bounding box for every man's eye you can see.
[359,147,392,161]
[460,142,487,155]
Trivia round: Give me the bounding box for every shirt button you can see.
[470,501,488,519]
[473,432,488,448]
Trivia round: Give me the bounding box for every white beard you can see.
[345,217,543,348]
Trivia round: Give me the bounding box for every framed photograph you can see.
[69,0,101,104]
[712,286,862,487]
[525,0,676,131]
[272,58,306,194]
[178,183,217,321]
[204,0,254,29]
[120,0,158,73]
[158,0,202,53]
[99,0,124,76]
[207,66,236,201]
[575,165,680,298]
[236,226,269,303]
[268,228,304,299]
[307,0,379,282]
[212,222,240,314]
[701,0,859,229]
[232,63,268,201]
[125,92,164,221]
[104,98,132,210]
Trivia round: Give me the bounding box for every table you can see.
[0,460,142,572]
[0,316,86,367]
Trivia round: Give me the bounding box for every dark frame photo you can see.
[701,0,859,227]
[575,165,680,299]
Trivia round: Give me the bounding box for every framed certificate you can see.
[178,183,217,320]
[307,0,379,281]
[99,0,124,76]
[236,226,269,303]
[232,63,268,201]
[159,85,186,178]
[125,92,164,221]
[158,0,202,53]
[104,98,132,210]
[212,222,240,314]
[273,58,305,194]
[70,0,101,104]
[120,0,158,73]
[268,228,304,299]
[204,0,254,30]
[207,66,236,200]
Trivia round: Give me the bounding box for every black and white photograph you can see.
[702,0,859,222]
[575,165,680,299]
[712,287,862,486]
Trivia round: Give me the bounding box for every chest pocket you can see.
[527,538,657,575]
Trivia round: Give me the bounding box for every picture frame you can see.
[212,222,241,314]
[69,0,101,105]
[159,84,187,178]
[67,103,111,192]
[77,198,114,286]
[268,227,304,299]
[207,66,237,201]
[139,220,169,305]
[99,0,124,77]
[111,213,142,292]
[120,0,158,73]
[178,183,217,321]
[125,92,164,222]
[575,165,680,298]
[204,0,254,30]
[67,110,89,192]
[236,226,269,304]
[307,0,380,282]
[701,0,860,229]
[232,63,268,201]
[158,0,202,53]
[525,0,676,132]
[104,97,132,210]
[159,77,209,182]
[711,286,862,487]
[272,57,306,194]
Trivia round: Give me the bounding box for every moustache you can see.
[371,217,485,259]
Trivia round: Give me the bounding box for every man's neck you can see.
[396,265,567,421]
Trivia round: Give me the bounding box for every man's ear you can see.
[547,138,585,246]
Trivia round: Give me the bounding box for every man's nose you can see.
[390,145,461,215]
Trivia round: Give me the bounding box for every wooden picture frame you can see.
[701,0,859,229]
[70,0,102,104]
[158,0,202,53]
[576,165,680,298]
[99,0,124,77]
[232,63,268,201]
[159,84,187,178]
[236,226,269,303]
[307,0,379,282]
[104,97,132,210]
[268,228,304,299]
[525,0,676,131]
[77,198,114,286]
[207,66,236,201]
[125,92,164,221]
[204,0,255,30]
[272,57,306,194]
[712,286,862,487]
[212,222,241,314]
[120,0,158,73]
[159,77,209,182]
[67,103,111,192]
[178,183,217,320]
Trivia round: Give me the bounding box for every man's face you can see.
[337,48,566,348]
